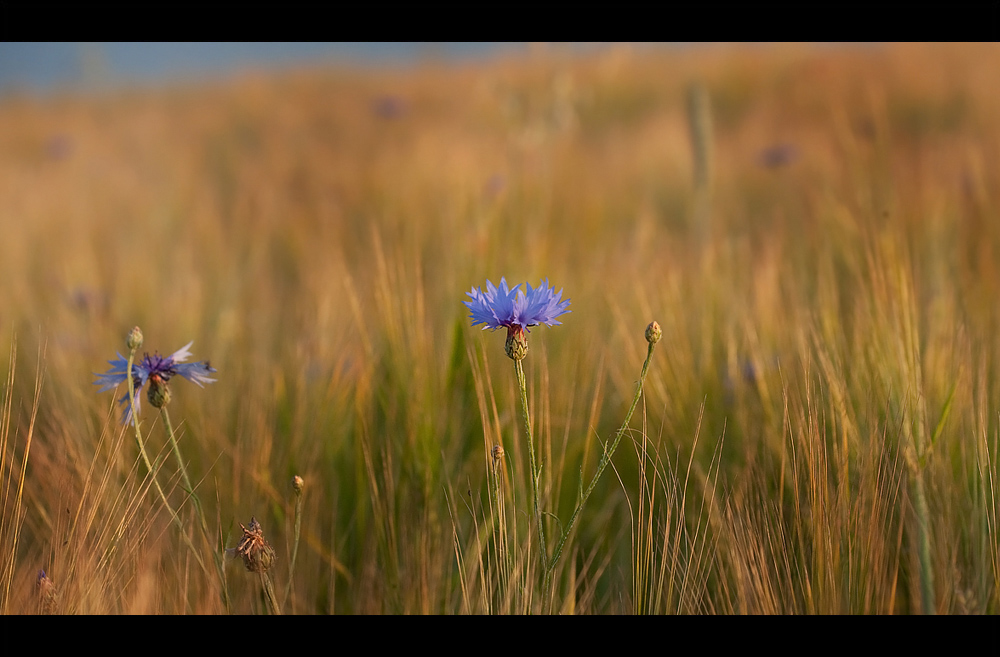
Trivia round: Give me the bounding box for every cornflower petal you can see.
[465,277,522,330]
[464,277,570,332]
[118,390,142,426]
[491,277,520,328]
[522,279,571,328]
[94,341,217,424]
[465,286,499,329]
[173,361,217,387]
[168,341,195,363]
[93,353,131,392]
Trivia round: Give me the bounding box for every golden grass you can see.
[1,42,999,613]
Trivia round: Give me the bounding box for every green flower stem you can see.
[126,350,207,575]
[291,493,303,571]
[492,458,509,597]
[159,407,207,533]
[284,485,304,609]
[544,339,658,595]
[515,358,547,574]
[159,404,231,611]
[911,466,936,614]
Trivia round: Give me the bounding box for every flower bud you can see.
[292,475,304,495]
[505,326,528,361]
[147,373,172,409]
[126,326,144,351]
[491,443,505,472]
[252,542,277,573]
[645,321,662,345]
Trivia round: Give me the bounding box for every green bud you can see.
[505,326,528,361]
[645,321,662,345]
[126,326,144,351]
[147,374,171,409]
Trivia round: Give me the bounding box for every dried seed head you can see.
[292,475,304,495]
[146,373,171,409]
[237,517,276,573]
[126,326,144,351]
[645,321,662,345]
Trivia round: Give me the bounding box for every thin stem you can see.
[911,466,936,614]
[284,487,304,609]
[160,404,231,611]
[544,339,657,593]
[491,453,509,607]
[515,358,547,578]
[126,350,208,574]
[160,407,208,533]
[260,572,282,615]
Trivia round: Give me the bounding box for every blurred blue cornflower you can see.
[465,277,570,359]
[36,568,57,612]
[94,341,216,424]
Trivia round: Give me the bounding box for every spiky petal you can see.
[464,277,571,332]
[94,341,216,424]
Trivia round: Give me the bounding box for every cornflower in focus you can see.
[465,277,571,360]
[94,341,217,424]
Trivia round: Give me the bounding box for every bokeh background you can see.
[1,42,998,614]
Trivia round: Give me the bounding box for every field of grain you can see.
[1,43,998,614]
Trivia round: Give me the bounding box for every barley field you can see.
[1,42,998,614]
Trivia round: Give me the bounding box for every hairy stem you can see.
[126,350,208,575]
[515,358,547,577]
[160,407,208,533]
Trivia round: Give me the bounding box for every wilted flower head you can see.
[94,341,216,424]
[465,277,570,360]
[237,517,276,573]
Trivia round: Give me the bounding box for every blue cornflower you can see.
[94,341,216,424]
[465,277,570,360]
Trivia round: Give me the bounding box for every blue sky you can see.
[0,42,534,93]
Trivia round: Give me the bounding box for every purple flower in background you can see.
[45,134,73,161]
[372,95,408,119]
[94,341,216,424]
[465,278,570,359]
[757,143,799,169]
